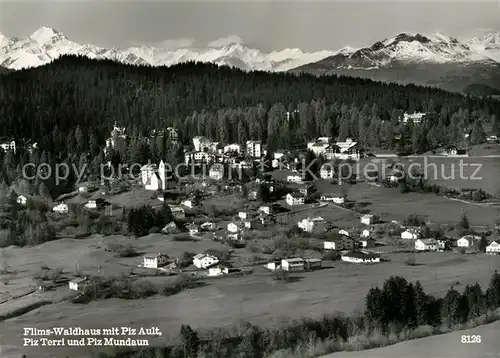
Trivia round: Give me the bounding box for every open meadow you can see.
[1,232,499,358]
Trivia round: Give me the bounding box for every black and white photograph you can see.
[0,1,500,357]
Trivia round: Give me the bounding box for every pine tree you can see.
[470,119,486,145]
[179,324,200,358]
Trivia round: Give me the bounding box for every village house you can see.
[319,192,345,205]
[227,222,240,233]
[266,260,281,271]
[320,163,335,180]
[457,235,481,248]
[193,253,219,269]
[238,211,248,220]
[143,253,169,269]
[401,112,425,124]
[304,258,323,270]
[53,202,69,214]
[186,223,200,235]
[286,174,303,183]
[341,251,381,263]
[401,228,421,240]
[207,265,229,277]
[415,238,438,251]
[307,141,329,156]
[360,214,377,225]
[259,205,271,215]
[360,229,370,238]
[84,197,108,210]
[323,233,356,251]
[286,192,305,206]
[69,277,88,291]
[223,143,241,154]
[338,229,349,236]
[246,140,262,158]
[0,140,16,153]
[181,199,193,208]
[298,217,324,233]
[17,195,27,205]
[325,138,360,161]
[486,241,500,254]
[257,213,274,226]
[281,258,305,272]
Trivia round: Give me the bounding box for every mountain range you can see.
[1,26,500,92]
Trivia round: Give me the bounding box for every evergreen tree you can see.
[470,119,486,145]
[179,324,200,358]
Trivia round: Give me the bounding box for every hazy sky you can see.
[0,1,499,52]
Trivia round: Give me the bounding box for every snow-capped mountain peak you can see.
[30,26,67,44]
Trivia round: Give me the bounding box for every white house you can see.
[0,140,16,153]
[307,141,329,156]
[361,229,370,238]
[325,138,360,161]
[200,222,215,231]
[360,237,376,248]
[69,277,87,291]
[298,217,323,233]
[281,258,304,272]
[286,175,303,183]
[238,212,248,220]
[223,143,241,154]
[193,254,219,269]
[53,203,69,214]
[17,195,27,205]
[457,235,481,248]
[341,251,380,263]
[286,192,305,206]
[320,193,345,204]
[360,214,376,225]
[401,112,425,124]
[266,261,281,271]
[207,265,229,277]
[338,229,349,236]
[143,253,169,269]
[227,222,239,233]
[84,200,97,209]
[486,241,500,254]
[181,200,193,208]
[259,206,271,215]
[401,229,421,240]
[320,163,335,180]
[415,238,438,251]
[246,140,262,158]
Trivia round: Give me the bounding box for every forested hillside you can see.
[0,55,499,194]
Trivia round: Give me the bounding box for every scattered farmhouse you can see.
[17,195,27,205]
[193,254,219,269]
[143,253,169,269]
[323,233,356,251]
[401,112,425,124]
[341,251,380,263]
[0,140,16,153]
[457,235,481,248]
[320,163,335,180]
[415,238,438,251]
[53,202,69,214]
[286,192,305,206]
[281,258,305,272]
[320,192,345,204]
[360,214,377,225]
[69,277,88,291]
[304,258,322,270]
[297,217,325,233]
[486,241,500,254]
[401,228,421,240]
[207,265,229,277]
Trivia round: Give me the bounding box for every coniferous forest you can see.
[0,55,499,195]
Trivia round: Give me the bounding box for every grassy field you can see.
[322,319,500,358]
[1,234,499,357]
[342,183,498,227]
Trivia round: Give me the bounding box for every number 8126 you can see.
[461,335,481,344]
